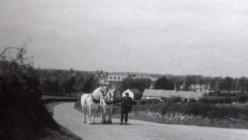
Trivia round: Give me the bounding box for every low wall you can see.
[42,96,78,116]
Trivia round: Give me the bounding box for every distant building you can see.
[142,89,204,101]
[97,71,158,88]
[122,89,142,100]
[188,84,210,94]
[134,75,158,82]
[107,73,128,86]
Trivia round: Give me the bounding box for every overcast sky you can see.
[0,0,248,77]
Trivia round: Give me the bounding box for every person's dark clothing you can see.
[121,110,129,123]
[120,96,133,123]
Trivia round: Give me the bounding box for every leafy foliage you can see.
[153,77,174,90]
[39,70,98,96]
[0,60,58,140]
[135,99,248,119]
[120,78,152,92]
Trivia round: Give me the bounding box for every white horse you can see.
[101,88,115,124]
[81,87,107,124]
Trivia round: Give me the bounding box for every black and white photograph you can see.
[1,0,248,140]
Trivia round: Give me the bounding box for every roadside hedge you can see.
[134,100,248,119]
[0,61,58,140]
[199,95,248,104]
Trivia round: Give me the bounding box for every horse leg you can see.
[90,106,95,124]
[85,107,88,123]
[101,108,106,124]
[109,112,112,124]
[101,111,105,123]
[83,111,86,123]
[93,113,96,124]
[89,107,95,124]
[81,105,86,124]
[106,106,112,124]
[106,112,109,123]
[89,109,92,124]
[110,106,113,123]
[82,106,85,123]
[106,111,112,124]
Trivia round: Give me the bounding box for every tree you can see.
[120,78,152,92]
[0,43,58,140]
[153,77,174,90]
[219,77,233,94]
[74,75,85,92]
[83,74,98,93]
[238,77,247,94]
[63,76,76,96]
[40,76,60,95]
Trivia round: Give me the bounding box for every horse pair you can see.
[80,87,115,124]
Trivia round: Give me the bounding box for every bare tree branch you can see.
[0,39,32,64]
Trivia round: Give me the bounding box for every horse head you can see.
[105,88,115,103]
[100,86,109,97]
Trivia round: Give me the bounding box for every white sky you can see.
[0,0,248,77]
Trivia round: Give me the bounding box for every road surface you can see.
[54,103,248,140]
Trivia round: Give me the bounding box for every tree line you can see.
[39,70,248,97]
[152,76,248,95]
[39,69,98,96]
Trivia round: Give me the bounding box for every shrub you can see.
[165,96,183,103]
[199,96,236,104]
[236,95,248,103]
[134,100,248,120]
[138,99,161,105]
[199,95,248,104]
[0,61,58,140]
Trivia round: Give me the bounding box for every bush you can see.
[236,95,248,103]
[199,95,248,104]
[199,96,236,104]
[138,99,161,105]
[0,61,58,140]
[165,96,183,103]
[134,100,248,120]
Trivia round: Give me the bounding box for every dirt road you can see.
[54,103,248,140]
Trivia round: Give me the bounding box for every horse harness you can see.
[91,94,100,103]
[84,94,100,108]
[85,91,101,104]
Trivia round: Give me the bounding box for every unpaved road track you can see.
[54,103,248,140]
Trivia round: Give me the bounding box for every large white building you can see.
[107,73,128,82]
[97,71,158,87]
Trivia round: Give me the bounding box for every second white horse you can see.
[101,88,115,124]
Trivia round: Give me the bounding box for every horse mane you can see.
[91,87,104,103]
